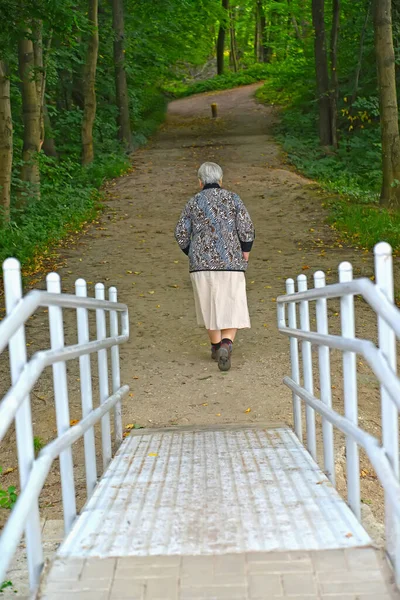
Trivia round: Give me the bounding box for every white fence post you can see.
[339,261,360,520]
[75,278,97,497]
[47,273,77,532]
[314,271,335,486]
[3,258,43,591]
[374,241,400,582]
[109,287,123,447]
[286,278,302,442]
[297,274,316,460]
[95,283,112,470]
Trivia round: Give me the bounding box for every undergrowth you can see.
[0,90,167,271]
[255,59,400,251]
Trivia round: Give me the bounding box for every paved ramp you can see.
[38,425,399,599]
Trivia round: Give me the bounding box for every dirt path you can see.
[0,84,390,536]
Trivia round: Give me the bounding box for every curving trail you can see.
[1,84,386,534]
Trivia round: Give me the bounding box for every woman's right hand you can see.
[243,252,250,262]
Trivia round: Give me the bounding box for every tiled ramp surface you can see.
[39,425,400,599]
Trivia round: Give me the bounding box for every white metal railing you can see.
[0,258,130,592]
[277,241,400,585]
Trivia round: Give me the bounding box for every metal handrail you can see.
[277,277,400,340]
[0,258,130,593]
[0,333,128,441]
[277,242,400,586]
[278,328,400,412]
[284,377,400,524]
[0,385,129,584]
[0,288,129,355]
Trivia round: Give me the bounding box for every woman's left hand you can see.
[243,252,250,262]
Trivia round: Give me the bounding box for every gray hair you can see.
[197,162,223,184]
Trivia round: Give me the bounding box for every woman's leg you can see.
[221,328,237,342]
[207,329,222,344]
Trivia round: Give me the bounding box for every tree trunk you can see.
[18,34,41,200]
[374,0,400,207]
[217,0,229,75]
[330,0,340,149]
[42,101,58,157]
[255,0,265,62]
[351,1,371,104]
[312,0,333,146]
[82,0,99,165]
[229,8,239,71]
[0,60,12,224]
[111,0,132,149]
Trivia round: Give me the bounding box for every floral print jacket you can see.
[175,184,255,273]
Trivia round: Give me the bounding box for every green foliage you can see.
[0,467,17,510]
[165,64,271,98]
[33,437,44,455]
[0,580,13,593]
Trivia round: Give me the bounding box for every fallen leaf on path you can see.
[345,533,353,538]
[2,467,16,475]
[202,403,208,406]
[125,424,134,430]
[169,284,179,288]
[148,291,155,295]
[70,419,79,426]
[244,408,251,413]
[302,265,310,270]
[126,270,133,274]
[133,376,139,380]
[148,453,158,457]
[216,413,221,417]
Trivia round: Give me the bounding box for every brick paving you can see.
[38,547,400,600]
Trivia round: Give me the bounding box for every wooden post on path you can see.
[211,103,218,118]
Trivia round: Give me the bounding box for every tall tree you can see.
[111,0,132,149]
[330,0,340,149]
[229,6,239,72]
[255,0,264,62]
[18,32,41,199]
[217,0,229,75]
[82,0,99,165]
[373,0,400,207]
[0,59,12,223]
[312,0,332,146]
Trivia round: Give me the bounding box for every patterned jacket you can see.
[175,184,255,273]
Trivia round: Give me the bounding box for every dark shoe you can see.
[217,341,232,371]
[211,343,221,361]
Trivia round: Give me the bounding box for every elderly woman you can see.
[175,162,255,371]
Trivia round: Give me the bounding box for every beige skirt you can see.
[190,271,251,330]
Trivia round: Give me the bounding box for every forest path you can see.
[1,83,385,532]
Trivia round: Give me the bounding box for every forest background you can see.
[1,0,399,269]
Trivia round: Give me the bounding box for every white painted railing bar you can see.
[109,286,123,447]
[375,242,400,573]
[284,377,400,524]
[278,277,400,338]
[278,242,400,586]
[339,262,360,520]
[0,385,129,586]
[279,328,400,412]
[0,257,130,593]
[95,283,112,470]
[286,278,302,442]
[76,278,98,497]
[47,272,77,533]
[297,274,316,460]
[314,271,335,486]
[0,334,128,442]
[0,290,128,355]
[3,258,43,588]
